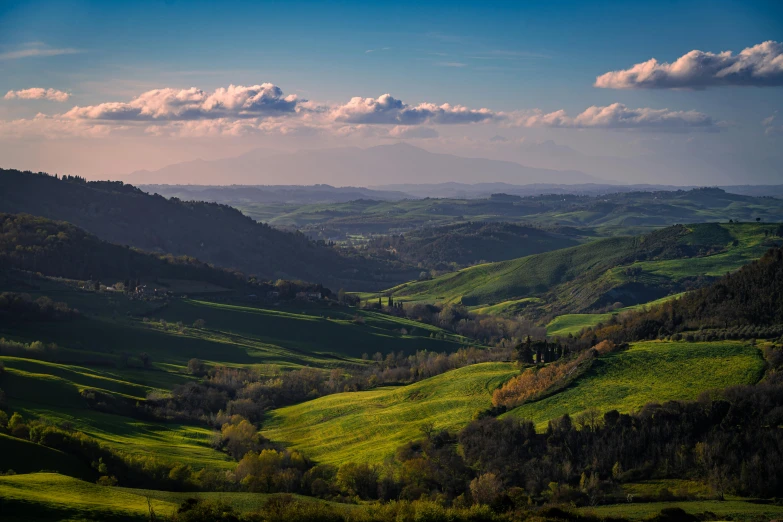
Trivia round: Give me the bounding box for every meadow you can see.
[505,341,765,429]
[0,472,359,522]
[545,293,685,337]
[262,362,518,465]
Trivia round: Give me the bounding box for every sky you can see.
[1,0,782,185]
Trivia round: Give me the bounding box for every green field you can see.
[262,362,518,465]
[546,293,685,337]
[505,341,765,429]
[0,473,348,522]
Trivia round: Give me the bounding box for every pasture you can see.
[505,341,765,429]
[262,362,518,465]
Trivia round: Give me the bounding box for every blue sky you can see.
[1,0,782,184]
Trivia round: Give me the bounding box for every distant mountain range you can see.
[124,143,603,186]
[138,184,411,205]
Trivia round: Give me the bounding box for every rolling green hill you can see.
[261,340,764,465]
[381,223,782,317]
[262,362,518,465]
[0,274,469,472]
[0,473,345,521]
[546,293,685,337]
[238,187,783,238]
[504,341,765,429]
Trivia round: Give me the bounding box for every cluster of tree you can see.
[0,169,419,290]
[366,300,547,347]
[169,496,508,522]
[0,337,60,358]
[583,247,783,343]
[0,292,80,321]
[144,346,511,425]
[362,222,577,271]
[494,347,598,409]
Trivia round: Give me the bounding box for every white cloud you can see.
[0,82,724,139]
[0,113,116,139]
[596,40,783,89]
[330,94,498,125]
[435,62,466,67]
[65,84,299,121]
[763,112,783,136]
[509,103,721,131]
[0,43,80,60]
[4,88,70,102]
[388,126,439,139]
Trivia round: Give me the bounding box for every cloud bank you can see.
[595,41,783,89]
[1,83,723,139]
[65,84,299,121]
[511,103,720,130]
[5,88,71,102]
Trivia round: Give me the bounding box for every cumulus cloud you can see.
[510,103,721,131]
[4,88,70,102]
[595,40,783,89]
[65,84,299,121]
[388,125,439,139]
[330,94,498,125]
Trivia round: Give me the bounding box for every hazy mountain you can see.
[137,184,413,205]
[124,143,602,186]
[487,139,783,186]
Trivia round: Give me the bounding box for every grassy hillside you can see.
[0,472,351,522]
[383,223,782,316]
[546,293,685,337]
[262,362,518,465]
[0,358,235,469]
[0,275,470,472]
[504,341,765,429]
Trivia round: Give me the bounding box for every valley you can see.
[1,169,782,522]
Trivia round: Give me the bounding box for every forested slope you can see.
[0,169,415,289]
